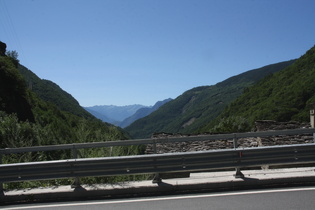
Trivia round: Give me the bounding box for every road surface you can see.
[2,186,315,210]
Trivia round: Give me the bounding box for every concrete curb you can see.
[1,167,315,205]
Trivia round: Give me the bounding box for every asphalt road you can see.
[3,187,315,210]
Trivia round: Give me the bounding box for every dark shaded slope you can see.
[0,55,34,122]
[18,65,94,119]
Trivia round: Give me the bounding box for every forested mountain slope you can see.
[125,60,295,138]
[0,41,129,150]
[18,65,93,119]
[0,49,34,122]
[199,45,315,133]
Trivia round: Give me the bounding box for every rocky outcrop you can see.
[0,41,7,56]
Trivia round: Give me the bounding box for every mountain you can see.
[0,41,129,151]
[125,60,296,138]
[18,64,94,119]
[119,98,172,128]
[199,45,315,133]
[83,107,118,124]
[0,48,34,122]
[84,104,147,125]
[84,99,173,127]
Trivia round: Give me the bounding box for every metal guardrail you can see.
[1,143,315,183]
[0,128,315,191]
[1,128,315,155]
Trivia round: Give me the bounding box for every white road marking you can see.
[3,187,315,210]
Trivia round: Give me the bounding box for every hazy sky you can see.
[1,0,315,106]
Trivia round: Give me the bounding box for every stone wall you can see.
[254,120,312,146]
[145,121,313,154]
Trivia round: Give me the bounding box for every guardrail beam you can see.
[1,128,315,189]
[0,153,3,194]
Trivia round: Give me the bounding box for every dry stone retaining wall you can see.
[145,121,313,154]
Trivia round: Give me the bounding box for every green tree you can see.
[210,116,251,134]
[6,50,19,67]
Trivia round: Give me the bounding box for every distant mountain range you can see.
[119,98,172,128]
[84,104,145,125]
[84,98,172,128]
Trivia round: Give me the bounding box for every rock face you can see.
[145,121,313,154]
[0,41,7,56]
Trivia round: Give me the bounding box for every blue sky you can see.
[1,0,315,106]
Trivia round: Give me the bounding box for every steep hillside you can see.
[0,41,129,150]
[18,65,93,119]
[125,60,296,138]
[0,50,34,122]
[200,45,315,133]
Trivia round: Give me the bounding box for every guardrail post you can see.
[0,152,3,195]
[152,139,162,184]
[233,133,238,149]
[234,167,244,178]
[233,134,244,178]
[71,145,81,188]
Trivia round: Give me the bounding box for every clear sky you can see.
[1,0,315,106]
